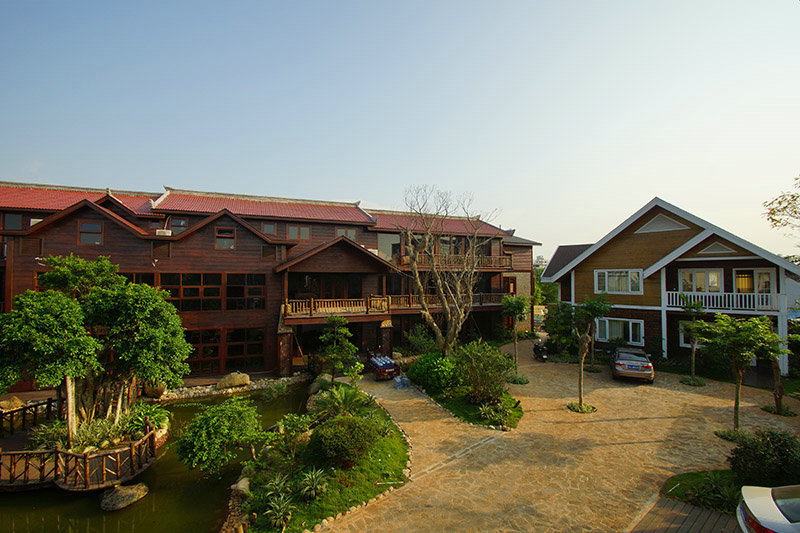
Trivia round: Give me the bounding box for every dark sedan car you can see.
[610,347,654,383]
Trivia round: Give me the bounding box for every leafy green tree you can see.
[502,295,530,373]
[318,316,358,386]
[177,396,265,475]
[454,340,512,405]
[534,268,558,305]
[680,296,706,384]
[575,293,613,368]
[697,314,787,431]
[543,302,577,354]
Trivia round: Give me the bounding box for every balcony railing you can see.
[284,293,511,317]
[401,254,512,269]
[666,291,783,312]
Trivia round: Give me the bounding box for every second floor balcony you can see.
[666,291,785,312]
[399,254,512,269]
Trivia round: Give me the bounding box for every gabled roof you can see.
[168,209,290,245]
[368,209,509,237]
[503,234,541,246]
[23,199,150,237]
[541,197,800,282]
[541,244,592,279]
[152,187,375,224]
[274,236,400,273]
[0,181,158,215]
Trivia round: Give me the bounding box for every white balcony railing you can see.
[666,291,783,312]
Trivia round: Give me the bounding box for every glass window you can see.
[262,222,276,234]
[336,228,357,241]
[79,221,102,245]
[680,269,723,293]
[4,213,22,230]
[171,218,187,234]
[595,270,642,294]
[160,272,222,312]
[215,227,235,249]
[288,225,311,240]
[226,273,266,310]
[596,318,644,346]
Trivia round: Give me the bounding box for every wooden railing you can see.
[285,293,512,317]
[666,291,782,312]
[0,422,159,491]
[403,254,512,269]
[0,397,61,438]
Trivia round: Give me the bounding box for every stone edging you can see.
[154,372,312,403]
[220,385,414,533]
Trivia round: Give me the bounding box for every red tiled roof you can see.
[0,184,157,215]
[369,211,508,237]
[156,191,374,224]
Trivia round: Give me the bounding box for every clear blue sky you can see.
[2,1,799,259]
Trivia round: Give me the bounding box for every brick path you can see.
[631,498,738,532]
[325,340,800,532]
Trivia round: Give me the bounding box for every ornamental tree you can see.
[318,316,358,386]
[697,314,787,431]
[574,293,613,368]
[679,295,706,383]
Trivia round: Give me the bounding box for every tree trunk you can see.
[113,383,125,425]
[772,359,784,414]
[578,354,585,408]
[65,376,77,445]
[691,341,697,380]
[590,325,595,368]
[513,319,519,374]
[734,365,744,431]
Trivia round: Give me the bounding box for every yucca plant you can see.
[313,385,369,419]
[264,493,295,533]
[297,467,329,500]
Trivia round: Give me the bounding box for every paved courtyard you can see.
[325,340,800,532]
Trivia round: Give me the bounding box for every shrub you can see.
[28,420,69,449]
[262,493,295,532]
[312,385,371,419]
[120,402,171,438]
[684,471,740,513]
[406,352,461,394]
[308,415,380,466]
[715,429,749,444]
[762,403,797,417]
[261,380,289,401]
[567,401,596,414]
[454,340,512,405]
[543,302,577,354]
[404,323,438,354]
[729,429,800,486]
[680,376,707,387]
[478,402,511,426]
[506,374,529,385]
[297,467,329,500]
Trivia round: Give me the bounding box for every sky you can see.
[1,1,799,260]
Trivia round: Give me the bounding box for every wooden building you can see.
[0,181,537,383]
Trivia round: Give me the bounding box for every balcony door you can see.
[734,269,775,310]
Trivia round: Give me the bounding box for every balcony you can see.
[400,254,512,269]
[666,291,784,312]
[284,293,511,318]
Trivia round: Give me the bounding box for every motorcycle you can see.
[533,341,548,362]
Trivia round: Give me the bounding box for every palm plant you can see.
[297,467,329,500]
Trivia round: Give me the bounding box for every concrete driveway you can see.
[324,340,800,532]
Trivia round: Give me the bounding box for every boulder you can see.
[0,396,25,411]
[100,483,149,511]
[308,374,332,395]
[216,372,250,390]
[143,382,167,399]
[230,477,250,496]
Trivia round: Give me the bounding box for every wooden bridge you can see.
[0,397,61,438]
[0,405,161,492]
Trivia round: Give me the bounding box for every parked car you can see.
[610,347,654,383]
[738,485,800,533]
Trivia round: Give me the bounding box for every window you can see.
[336,228,357,241]
[225,328,266,372]
[79,221,103,245]
[3,213,22,230]
[377,233,401,261]
[595,318,644,346]
[184,329,222,374]
[150,221,162,229]
[679,269,722,293]
[120,272,156,285]
[171,218,188,234]
[439,235,464,256]
[215,227,235,249]
[160,273,223,311]
[261,222,276,234]
[734,269,774,294]
[226,273,266,310]
[679,321,705,349]
[287,225,310,240]
[594,270,642,294]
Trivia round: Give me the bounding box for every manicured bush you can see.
[406,352,461,394]
[454,340,512,405]
[729,429,800,486]
[403,323,438,354]
[308,415,380,466]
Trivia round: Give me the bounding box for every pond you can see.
[0,386,308,533]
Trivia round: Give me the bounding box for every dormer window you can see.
[171,218,188,234]
[79,221,103,245]
[215,227,235,249]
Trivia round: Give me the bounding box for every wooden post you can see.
[24,455,30,483]
[101,455,107,484]
[9,411,14,435]
[309,298,314,317]
[65,376,77,446]
[54,447,61,480]
[130,442,137,474]
[83,453,90,489]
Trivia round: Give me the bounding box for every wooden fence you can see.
[0,397,61,438]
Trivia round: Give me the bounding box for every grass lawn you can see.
[662,470,740,515]
[430,387,523,428]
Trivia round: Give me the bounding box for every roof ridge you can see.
[0,179,159,198]
[163,186,361,207]
[367,207,482,221]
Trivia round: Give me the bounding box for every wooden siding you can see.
[678,234,754,259]
[504,244,533,272]
[572,206,704,306]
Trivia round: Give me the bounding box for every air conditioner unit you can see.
[155,229,173,236]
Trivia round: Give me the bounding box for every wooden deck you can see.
[630,497,738,532]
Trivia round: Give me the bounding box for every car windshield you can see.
[773,486,800,523]
[617,350,649,363]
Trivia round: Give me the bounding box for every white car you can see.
[737,485,800,533]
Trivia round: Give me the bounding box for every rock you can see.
[308,374,331,394]
[306,392,319,412]
[230,477,250,496]
[143,382,166,399]
[0,396,25,411]
[216,372,250,390]
[100,483,149,511]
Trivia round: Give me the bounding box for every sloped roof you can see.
[154,187,374,224]
[541,244,592,280]
[273,236,399,273]
[369,210,509,237]
[541,197,800,281]
[0,181,157,215]
[503,234,541,246]
[24,200,150,237]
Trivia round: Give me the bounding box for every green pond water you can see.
[0,387,308,533]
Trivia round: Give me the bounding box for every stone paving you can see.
[325,340,800,532]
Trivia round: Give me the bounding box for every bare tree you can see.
[400,185,498,356]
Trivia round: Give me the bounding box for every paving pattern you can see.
[631,498,738,532]
[325,340,800,532]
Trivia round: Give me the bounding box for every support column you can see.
[660,268,668,359]
[380,320,393,358]
[778,267,789,376]
[277,331,293,377]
